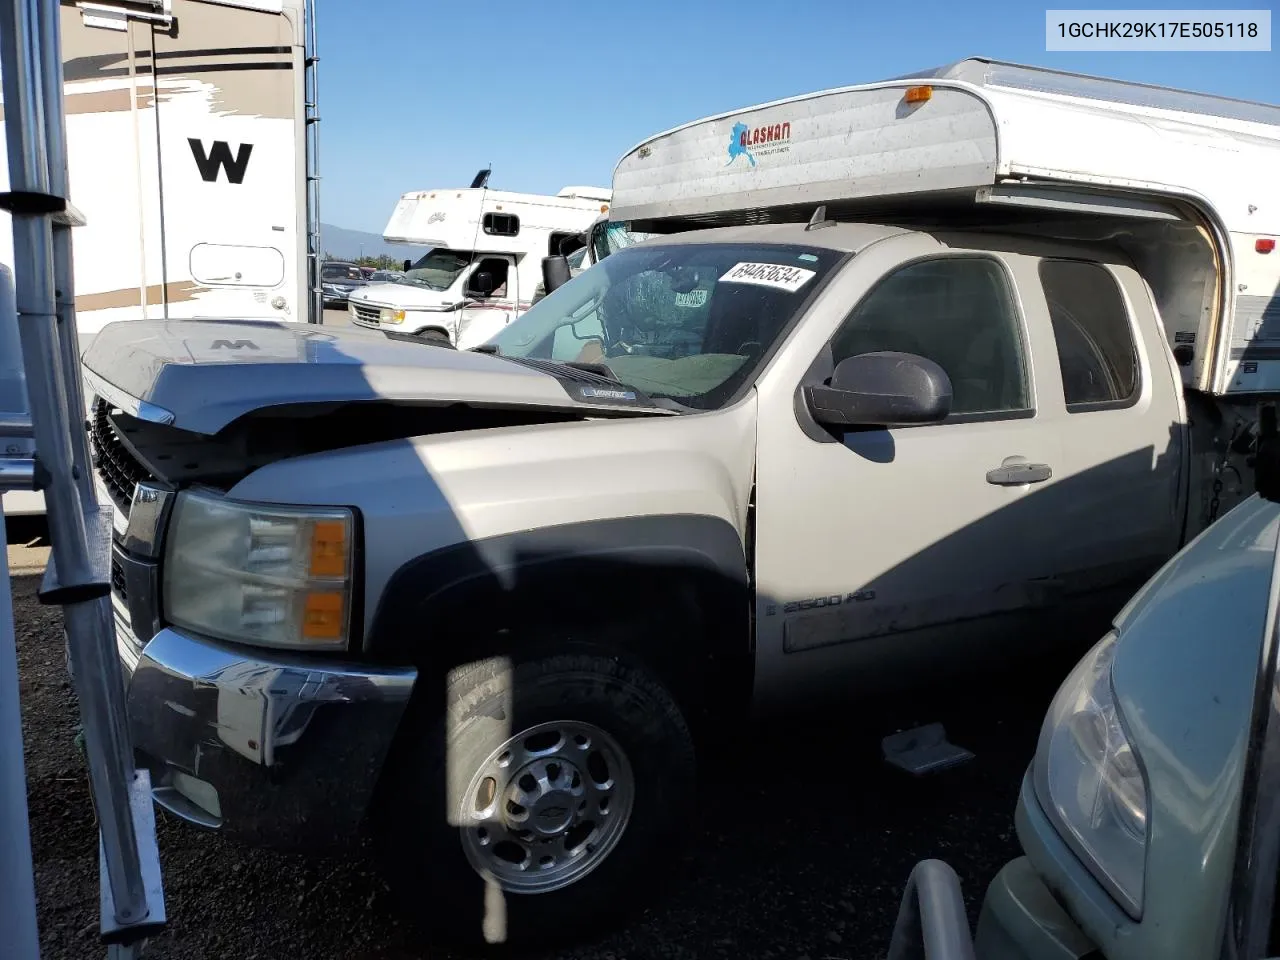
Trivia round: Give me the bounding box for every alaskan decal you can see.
[725,119,792,167]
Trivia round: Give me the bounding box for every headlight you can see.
[163,489,355,650]
[1034,630,1149,918]
[380,307,405,324]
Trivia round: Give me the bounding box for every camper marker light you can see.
[163,490,355,650]
[903,85,933,104]
[1258,238,1275,254]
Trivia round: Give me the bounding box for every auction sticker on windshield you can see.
[719,262,816,292]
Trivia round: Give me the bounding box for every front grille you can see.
[352,303,381,325]
[90,399,155,516]
[111,557,128,603]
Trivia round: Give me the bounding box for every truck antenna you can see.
[805,204,835,231]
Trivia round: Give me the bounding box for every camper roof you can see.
[557,185,612,202]
[610,56,1280,237]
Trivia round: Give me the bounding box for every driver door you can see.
[457,255,517,349]
[751,236,1067,708]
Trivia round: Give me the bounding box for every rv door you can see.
[456,255,519,350]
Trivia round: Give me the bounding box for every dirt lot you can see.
[7,518,1081,960]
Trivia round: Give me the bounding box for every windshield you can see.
[566,247,589,272]
[591,221,657,264]
[485,242,844,409]
[400,248,472,291]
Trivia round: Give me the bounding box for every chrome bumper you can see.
[119,614,417,850]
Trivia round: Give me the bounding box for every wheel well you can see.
[368,539,753,743]
[413,325,451,340]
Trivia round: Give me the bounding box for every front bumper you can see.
[119,610,417,851]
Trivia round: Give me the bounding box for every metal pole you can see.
[35,0,94,507]
[0,0,162,941]
[0,510,41,960]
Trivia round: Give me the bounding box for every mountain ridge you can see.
[320,222,427,261]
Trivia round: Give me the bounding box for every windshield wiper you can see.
[562,360,620,381]
[470,344,501,355]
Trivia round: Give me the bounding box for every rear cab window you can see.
[1039,259,1140,411]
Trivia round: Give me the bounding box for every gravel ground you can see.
[7,517,1083,960]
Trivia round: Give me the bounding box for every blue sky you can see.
[316,0,1277,233]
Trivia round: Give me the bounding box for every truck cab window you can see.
[467,258,510,298]
[1040,259,1139,409]
[830,256,1030,416]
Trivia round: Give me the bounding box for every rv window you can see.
[483,213,520,237]
[486,242,844,409]
[1040,260,1139,410]
[830,256,1031,418]
[401,249,472,291]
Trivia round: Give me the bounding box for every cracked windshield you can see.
[487,243,842,407]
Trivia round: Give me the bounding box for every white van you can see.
[345,183,610,348]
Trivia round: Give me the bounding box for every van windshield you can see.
[401,248,471,290]
[485,242,844,410]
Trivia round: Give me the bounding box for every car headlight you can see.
[163,489,355,650]
[380,307,405,324]
[1033,630,1149,919]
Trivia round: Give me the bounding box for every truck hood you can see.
[81,319,670,435]
[349,282,454,310]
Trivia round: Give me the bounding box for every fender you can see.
[365,514,752,717]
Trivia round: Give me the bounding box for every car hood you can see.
[81,319,671,435]
[349,282,454,309]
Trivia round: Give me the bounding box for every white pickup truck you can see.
[88,58,1278,946]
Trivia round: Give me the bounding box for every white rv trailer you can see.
[613,57,1280,401]
[0,0,319,516]
[346,184,611,349]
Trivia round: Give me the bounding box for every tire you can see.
[374,651,696,947]
[414,327,451,344]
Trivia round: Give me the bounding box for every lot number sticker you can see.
[719,261,816,292]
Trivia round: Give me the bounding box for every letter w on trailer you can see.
[0,0,165,957]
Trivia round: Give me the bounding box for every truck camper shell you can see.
[610,57,1280,398]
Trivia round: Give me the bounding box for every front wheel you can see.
[374,652,696,947]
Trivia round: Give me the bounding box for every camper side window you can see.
[483,213,520,237]
[829,256,1031,417]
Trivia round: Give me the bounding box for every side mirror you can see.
[804,351,952,428]
[402,259,412,273]
[470,271,495,297]
[542,255,572,295]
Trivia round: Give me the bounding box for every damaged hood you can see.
[81,319,667,435]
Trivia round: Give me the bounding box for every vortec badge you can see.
[580,386,637,402]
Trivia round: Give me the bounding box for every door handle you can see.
[987,460,1052,485]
